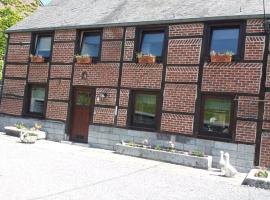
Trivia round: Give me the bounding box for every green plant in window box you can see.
[137,52,156,64]
[75,54,92,64]
[154,145,162,151]
[30,54,45,63]
[210,50,234,63]
[191,150,205,157]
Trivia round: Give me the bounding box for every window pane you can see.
[210,28,239,55]
[81,34,101,57]
[36,36,52,58]
[203,98,231,134]
[30,87,45,114]
[141,32,164,57]
[133,94,157,126]
[76,92,91,106]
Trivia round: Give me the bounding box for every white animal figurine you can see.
[224,153,238,177]
[219,151,226,174]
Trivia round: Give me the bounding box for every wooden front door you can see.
[70,88,94,143]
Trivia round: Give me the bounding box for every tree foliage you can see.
[0,0,39,79]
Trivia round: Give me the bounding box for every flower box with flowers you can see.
[210,51,234,63]
[30,55,45,63]
[137,52,156,64]
[75,55,93,64]
[115,140,212,170]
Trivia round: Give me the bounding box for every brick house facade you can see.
[1,0,270,172]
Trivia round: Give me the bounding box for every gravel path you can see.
[0,133,269,200]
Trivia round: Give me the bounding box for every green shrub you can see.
[191,150,204,157]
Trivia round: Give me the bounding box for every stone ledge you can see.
[115,144,212,170]
[242,169,270,190]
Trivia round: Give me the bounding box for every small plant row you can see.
[15,122,43,131]
[122,139,205,157]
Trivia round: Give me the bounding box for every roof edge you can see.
[5,14,270,33]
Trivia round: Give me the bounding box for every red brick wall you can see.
[246,19,265,33]
[48,80,70,101]
[52,42,75,63]
[95,88,117,106]
[260,132,270,167]
[7,44,30,63]
[54,29,76,42]
[103,27,124,40]
[117,109,127,127]
[101,41,122,62]
[166,66,198,83]
[50,65,72,79]
[167,38,202,64]
[125,27,136,39]
[244,36,265,61]
[2,79,25,97]
[119,89,130,107]
[202,63,262,94]
[5,65,27,78]
[121,63,163,89]
[237,96,259,119]
[28,63,49,83]
[93,107,115,125]
[9,32,31,43]
[235,121,257,144]
[73,63,119,87]
[163,84,196,113]
[123,41,134,61]
[0,98,23,116]
[46,101,68,121]
[169,23,204,37]
[161,114,193,135]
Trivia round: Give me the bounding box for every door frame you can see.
[69,86,96,143]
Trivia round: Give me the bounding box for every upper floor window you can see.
[210,26,240,57]
[139,30,165,62]
[80,32,101,58]
[35,35,52,59]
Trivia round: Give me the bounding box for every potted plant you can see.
[30,54,45,63]
[75,54,92,64]
[254,168,269,178]
[210,50,234,63]
[137,52,156,64]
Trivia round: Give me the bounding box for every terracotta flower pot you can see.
[76,57,92,64]
[30,56,45,63]
[138,56,156,64]
[211,55,232,63]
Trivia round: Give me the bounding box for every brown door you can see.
[70,88,94,143]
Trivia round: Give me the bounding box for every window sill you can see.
[127,125,158,132]
[198,132,233,143]
[23,113,45,120]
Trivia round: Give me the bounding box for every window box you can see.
[30,55,45,63]
[137,55,156,64]
[75,56,93,64]
[210,55,232,63]
[115,143,212,170]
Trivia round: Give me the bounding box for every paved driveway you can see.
[0,133,270,200]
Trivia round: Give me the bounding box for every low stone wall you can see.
[0,114,66,141]
[89,125,255,172]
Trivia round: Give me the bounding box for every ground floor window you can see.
[200,94,235,139]
[27,85,46,117]
[130,91,159,130]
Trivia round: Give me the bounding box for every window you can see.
[35,35,52,59]
[200,95,235,139]
[139,30,165,59]
[28,85,46,116]
[80,32,101,58]
[130,91,159,129]
[210,27,240,56]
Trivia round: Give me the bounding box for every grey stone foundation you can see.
[0,114,66,141]
[89,125,255,172]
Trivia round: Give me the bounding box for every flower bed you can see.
[242,169,270,189]
[115,143,212,170]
